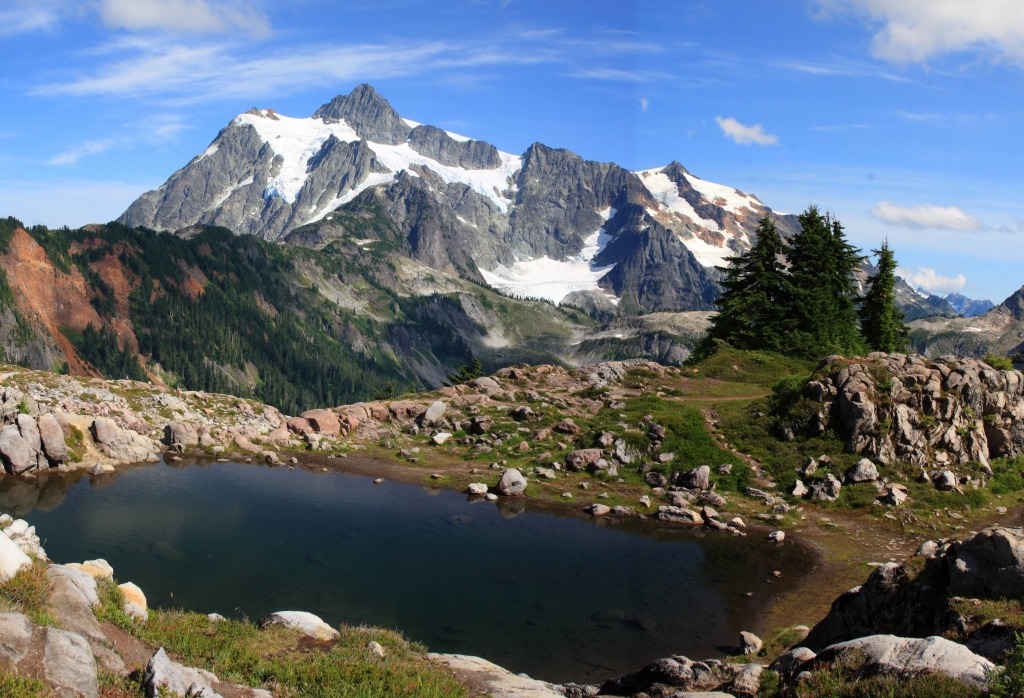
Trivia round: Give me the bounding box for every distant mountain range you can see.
[0,85,1016,411]
[942,293,995,318]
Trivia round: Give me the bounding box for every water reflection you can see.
[0,459,813,683]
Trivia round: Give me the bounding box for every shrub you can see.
[985,354,1015,371]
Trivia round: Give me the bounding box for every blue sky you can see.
[1,0,1022,303]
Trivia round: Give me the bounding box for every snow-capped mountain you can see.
[120,84,798,313]
[944,293,995,318]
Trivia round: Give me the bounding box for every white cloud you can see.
[896,266,967,295]
[0,4,63,37]
[870,201,983,230]
[48,139,116,166]
[814,0,1024,66]
[714,116,779,146]
[99,0,270,37]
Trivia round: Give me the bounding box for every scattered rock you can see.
[740,631,763,655]
[0,530,32,582]
[497,468,527,496]
[769,530,785,543]
[119,581,148,621]
[258,611,340,641]
[845,458,879,483]
[145,647,222,698]
[585,503,611,517]
[466,483,488,496]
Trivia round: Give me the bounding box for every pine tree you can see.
[859,241,908,352]
[694,216,793,357]
[786,207,865,357]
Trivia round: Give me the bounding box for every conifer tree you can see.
[785,206,865,357]
[694,216,793,357]
[859,241,908,352]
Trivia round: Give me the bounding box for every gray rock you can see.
[408,125,501,169]
[739,631,762,655]
[163,422,199,447]
[565,449,603,472]
[729,662,763,695]
[808,473,842,501]
[420,401,447,426]
[45,565,104,643]
[466,482,488,496]
[258,611,339,641]
[44,627,99,698]
[0,530,32,582]
[16,413,41,452]
[497,468,527,496]
[585,503,611,517]
[145,647,223,698]
[429,653,563,697]
[0,612,32,666]
[676,465,711,490]
[0,425,36,474]
[769,647,817,679]
[811,635,994,689]
[658,506,704,524]
[91,418,160,464]
[38,413,68,464]
[845,458,879,483]
[934,470,959,491]
[791,479,808,497]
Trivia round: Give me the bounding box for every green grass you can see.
[95,580,465,698]
[690,344,816,386]
[0,671,51,698]
[0,561,58,626]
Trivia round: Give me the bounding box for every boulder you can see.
[676,465,711,490]
[497,469,527,496]
[585,503,611,517]
[0,612,32,666]
[162,422,199,447]
[845,458,879,483]
[429,654,563,698]
[299,409,341,435]
[644,471,668,488]
[119,581,148,621]
[286,417,311,434]
[810,635,994,690]
[38,413,68,464]
[555,418,580,435]
[16,413,41,452]
[44,626,99,698]
[419,401,447,426]
[565,449,603,472]
[934,470,959,491]
[808,474,842,501]
[881,483,908,506]
[259,611,339,641]
[66,559,114,580]
[658,506,704,524]
[739,631,763,655]
[0,425,36,474]
[791,479,808,498]
[46,565,103,643]
[0,530,32,582]
[91,418,159,464]
[145,647,223,698]
[466,483,488,496]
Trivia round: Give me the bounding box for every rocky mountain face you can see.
[795,353,1024,467]
[945,292,995,318]
[909,284,1024,360]
[120,84,801,314]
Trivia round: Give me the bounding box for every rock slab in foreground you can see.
[428,653,563,697]
[811,634,995,689]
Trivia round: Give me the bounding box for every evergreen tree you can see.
[786,206,865,357]
[694,216,793,357]
[859,241,908,352]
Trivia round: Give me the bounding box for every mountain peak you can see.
[998,285,1024,319]
[312,83,410,145]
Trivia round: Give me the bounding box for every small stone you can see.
[739,630,763,655]
[373,478,384,484]
[585,503,611,516]
[432,432,452,445]
[467,483,488,496]
[768,530,785,543]
[368,640,386,658]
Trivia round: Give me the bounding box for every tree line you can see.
[694,206,907,360]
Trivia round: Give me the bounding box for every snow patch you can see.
[212,175,254,209]
[195,143,219,163]
[686,173,761,215]
[445,130,472,143]
[679,234,736,270]
[368,140,520,213]
[480,227,618,306]
[307,172,396,224]
[599,206,617,221]
[236,110,360,204]
[637,169,721,232]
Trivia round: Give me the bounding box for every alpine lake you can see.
[0,457,815,683]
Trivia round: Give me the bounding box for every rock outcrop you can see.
[798,353,1024,466]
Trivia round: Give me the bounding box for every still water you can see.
[0,459,813,682]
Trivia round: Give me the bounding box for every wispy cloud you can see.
[48,139,116,166]
[813,0,1024,67]
[773,56,916,83]
[0,3,63,37]
[99,0,270,37]
[640,97,649,112]
[570,67,667,82]
[715,116,779,146]
[896,266,967,294]
[811,123,873,132]
[871,200,984,230]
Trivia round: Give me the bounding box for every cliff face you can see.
[800,353,1024,466]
